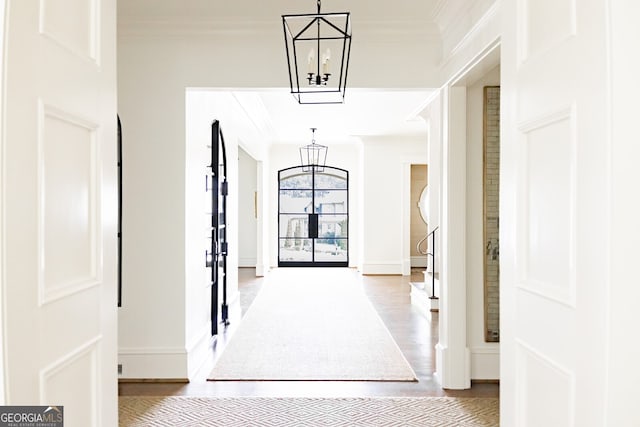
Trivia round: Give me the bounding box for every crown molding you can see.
[118,17,441,41]
[118,18,278,38]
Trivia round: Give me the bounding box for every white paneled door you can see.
[2,0,117,425]
[501,0,609,426]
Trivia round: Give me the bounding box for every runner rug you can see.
[207,268,417,381]
[119,396,499,426]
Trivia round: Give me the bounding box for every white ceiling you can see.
[120,0,444,144]
[228,89,434,144]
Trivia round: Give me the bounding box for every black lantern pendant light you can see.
[300,128,328,172]
[282,0,352,104]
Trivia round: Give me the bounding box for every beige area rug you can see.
[208,268,417,381]
[119,396,499,426]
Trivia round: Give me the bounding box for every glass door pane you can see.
[279,238,313,262]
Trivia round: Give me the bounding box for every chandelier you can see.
[282,0,352,104]
[299,128,327,172]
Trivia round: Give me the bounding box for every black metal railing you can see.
[426,226,439,300]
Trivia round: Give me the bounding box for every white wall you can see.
[184,91,249,378]
[117,35,271,378]
[184,90,271,379]
[238,147,258,267]
[465,65,500,380]
[184,91,213,379]
[360,137,428,275]
[118,43,188,379]
[116,10,440,379]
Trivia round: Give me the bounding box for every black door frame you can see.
[278,165,349,267]
[209,120,230,336]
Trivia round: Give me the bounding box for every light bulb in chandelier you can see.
[307,47,332,86]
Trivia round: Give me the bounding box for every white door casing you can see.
[501,0,609,425]
[436,85,471,389]
[2,0,117,425]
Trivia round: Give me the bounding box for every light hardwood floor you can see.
[119,268,499,398]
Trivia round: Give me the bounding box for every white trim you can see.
[118,347,188,379]
[446,38,501,87]
[36,101,102,307]
[361,263,403,275]
[515,339,576,427]
[401,163,412,277]
[238,257,256,268]
[408,90,442,122]
[469,346,500,355]
[118,346,187,355]
[185,327,210,354]
[469,346,500,380]
[40,336,101,425]
[442,1,501,68]
[186,325,215,380]
[0,0,7,405]
[516,0,577,67]
[38,0,100,65]
[602,0,613,422]
[410,256,428,268]
[437,85,470,390]
[515,105,578,308]
[118,17,440,40]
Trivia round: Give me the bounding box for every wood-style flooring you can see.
[118,268,499,398]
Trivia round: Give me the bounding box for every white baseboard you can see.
[186,325,215,380]
[434,343,471,389]
[255,263,268,277]
[118,347,188,380]
[238,257,256,268]
[410,256,428,268]
[361,263,403,275]
[469,346,500,380]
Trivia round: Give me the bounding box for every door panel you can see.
[314,239,348,262]
[314,169,348,189]
[278,166,348,267]
[2,0,117,424]
[279,190,313,214]
[279,169,312,188]
[279,214,310,238]
[317,215,348,238]
[502,0,609,425]
[314,190,347,213]
[279,238,313,262]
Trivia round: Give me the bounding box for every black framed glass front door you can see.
[278,165,348,267]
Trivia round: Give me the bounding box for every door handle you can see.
[308,213,318,238]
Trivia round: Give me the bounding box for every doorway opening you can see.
[278,165,348,267]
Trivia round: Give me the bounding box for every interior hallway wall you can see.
[238,147,258,267]
[117,15,440,379]
[360,137,428,275]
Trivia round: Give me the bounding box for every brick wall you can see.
[484,86,500,342]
